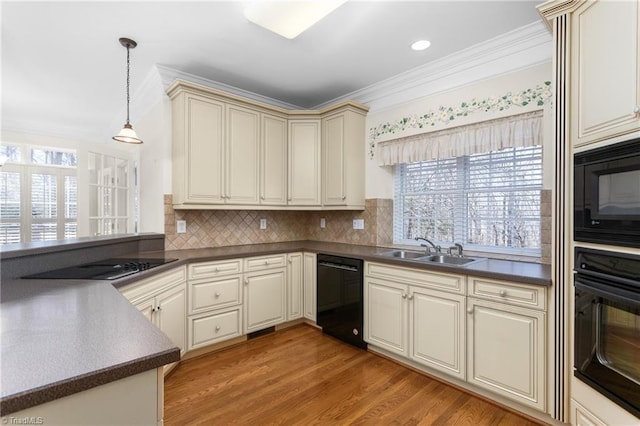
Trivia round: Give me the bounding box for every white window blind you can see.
[394,145,542,253]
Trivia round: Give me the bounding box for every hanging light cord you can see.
[125,43,131,125]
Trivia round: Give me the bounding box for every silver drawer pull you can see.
[215,325,221,332]
[215,292,220,298]
[499,290,507,297]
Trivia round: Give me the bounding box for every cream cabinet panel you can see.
[261,114,288,205]
[411,287,466,380]
[571,400,607,426]
[188,306,242,350]
[467,297,546,411]
[364,277,408,357]
[288,119,321,206]
[188,259,243,280]
[172,93,225,205]
[287,253,304,320]
[133,297,155,323]
[244,268,287,333]
[189,275,242,315]
[155,284,187,358]
[572,0,640,146]
[226,104,260,204]
[303,252,317,321]
[322,108,366,208]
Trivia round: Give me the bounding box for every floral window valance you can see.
[375,110,544,166]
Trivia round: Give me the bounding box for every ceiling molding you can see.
[537,0,582,22]
[155,65,304,110]
[314,21,553,112]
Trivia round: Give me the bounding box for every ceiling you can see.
[1,1,544,143]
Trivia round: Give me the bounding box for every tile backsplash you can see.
[164,191,551,264]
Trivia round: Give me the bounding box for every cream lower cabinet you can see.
[186,259,243,350]
[466,277,546,411]
[286,252,303,320]
[364,262,466,379]
[303,252,317,322]
[244,254,287,333]
[120,267,187,371]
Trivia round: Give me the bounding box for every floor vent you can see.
[247,326,275,340]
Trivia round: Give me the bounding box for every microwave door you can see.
[590,165,640,221]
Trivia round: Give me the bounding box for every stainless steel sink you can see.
[420,254,485,266]
[378,250,427,260]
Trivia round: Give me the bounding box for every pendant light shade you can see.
[113,37,143,144]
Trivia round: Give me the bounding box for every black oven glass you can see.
[575,137,640,247]
[574,248,640,417]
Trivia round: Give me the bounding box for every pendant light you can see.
[113,37,143,144]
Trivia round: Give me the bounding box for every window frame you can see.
[393,146,543,257]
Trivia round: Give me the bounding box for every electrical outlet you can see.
[353,219,364,230]
[176,220,187,234]
[260,218,267,230]
[320,218,326,228]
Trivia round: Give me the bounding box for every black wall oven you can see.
[574,137,640,248]
[574,247,640,417]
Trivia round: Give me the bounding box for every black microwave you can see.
[574,137,640,248]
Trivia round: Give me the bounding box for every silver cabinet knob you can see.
[264,261,269,266]
[288,259,293,264]
[408,294,414,300]
[244,278,249,285]
[634,106,640,114]
[341,196,346,201]
[499,290,507,297]
[401,293,407,299]
[215,325,221,332]
[214,292,220,298]
[467,308,473,314]
[214,267,220,273]
[260,196,265,200]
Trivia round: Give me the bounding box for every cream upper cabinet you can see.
[226,104,260,204]
[571,0,640,146]
[172,92,225,205]
[288,119,321,206]
[261,114,288,205]
[322,106,366,209]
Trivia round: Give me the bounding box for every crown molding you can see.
[537,0,583,22]
[313,21,552,112]
[155,64,304,110]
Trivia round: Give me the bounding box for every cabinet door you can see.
[467,298,546,411]
[410,287,465,380]
[364,278,408,357]
[244,268,287,333]
[226,105,260,204]
[156,284,187,356]
[288,120,321,205]
[261,114,288,205]
[322,113,345,205]
[184,94,225,203]
[287,253,303,320]
[303,252,317,321]
[572,0,640,146]
[133,297,156,323]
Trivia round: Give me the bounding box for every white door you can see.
[410,287,466,380]
[244,269,287,333]
[364,278,408,357]
[467,297,546,411]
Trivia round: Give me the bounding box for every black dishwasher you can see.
[316,254,366,349]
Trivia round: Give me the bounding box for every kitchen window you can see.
[394,145,542,255]
[0,144,77,244]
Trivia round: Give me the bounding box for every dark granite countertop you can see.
[0,239,550,416]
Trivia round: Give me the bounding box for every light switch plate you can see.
[176,220,187,234]
[260,218,267,230]
[320,218,326,228]
[353,219,364,230]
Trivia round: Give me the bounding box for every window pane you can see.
[65,222,77,239]
[103,187,114,217]
[0,145,22,163]
[31,223,57,241]
[103,156,115,186]
[0,223,21,244]
[31,173,57,218]
[89,219,100,236]
[1,171,21,218]
[31,148,77,166]
[116,219,128,234]
[65,176,77,219]
[116,158,128,187]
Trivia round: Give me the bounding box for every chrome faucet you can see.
[449,243,464,257]
[415,237,441,254]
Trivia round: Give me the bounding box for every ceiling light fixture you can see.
[411,40,431,51]
[113,37,142,144]
[243,0,347,39]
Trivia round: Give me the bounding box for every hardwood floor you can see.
[164,324,542,425]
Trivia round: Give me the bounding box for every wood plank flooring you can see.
[164,324,542,425]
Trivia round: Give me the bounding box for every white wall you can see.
[364,62,553,199]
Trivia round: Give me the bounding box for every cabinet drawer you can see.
[244,254,287,271]
[365,262,466,295]
[188,307,242,350]
[189,275,242,315]
[468,277,546,310]
[188,259,242,280]
[120,266,186,303]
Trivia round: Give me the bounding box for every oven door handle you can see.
[575,275,640,309]
[318,261,359,272]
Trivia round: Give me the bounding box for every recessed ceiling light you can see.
[244,0,347,39]
[411,40,431,51]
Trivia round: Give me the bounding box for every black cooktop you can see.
[23,258,178,281]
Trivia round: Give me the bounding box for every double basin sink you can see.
[377,250,485,266]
